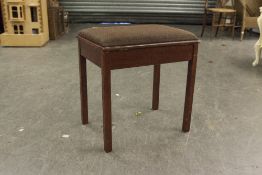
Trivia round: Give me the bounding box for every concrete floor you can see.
[0,24,262,175]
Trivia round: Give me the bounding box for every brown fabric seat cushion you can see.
[78,24,198,47]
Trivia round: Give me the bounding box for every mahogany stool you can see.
[77,25,199,153]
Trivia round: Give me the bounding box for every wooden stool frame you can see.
[78,36,199,153]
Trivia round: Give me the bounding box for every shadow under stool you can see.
[77,24,199,153]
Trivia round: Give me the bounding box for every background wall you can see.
[59,0,216,24]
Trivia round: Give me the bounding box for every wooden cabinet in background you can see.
[48,7,65,40]
[48,0,59,8]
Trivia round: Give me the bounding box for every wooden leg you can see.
[201,11,208,37]
[232,13,236,39]
[182,45,198,132]
[211,25,216,39]
[101,63,112,153]
[215,13,222,37]
[152,64,161,110]
[79,55,88,125]
[211,13,216,39]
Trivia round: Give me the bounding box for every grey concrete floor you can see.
[0,24,262,175]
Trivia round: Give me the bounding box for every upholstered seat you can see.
[78,24,199,153]
[78,24,198,47]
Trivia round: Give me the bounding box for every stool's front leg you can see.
[182,45,198,132]
[101,62,112,153]
[79,55,88,125]
[152,64,161,110]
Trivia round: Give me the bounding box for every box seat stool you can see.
[78,25,199,153]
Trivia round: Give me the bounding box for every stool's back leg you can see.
[102,59,112,153]
[152,64,161,110]
[182,44,198,132]
[79,55,88,125]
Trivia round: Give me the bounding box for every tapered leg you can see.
[101,63,112,153]
[152,64,161,110]
[79,55,88,125]
[182,45,198,132]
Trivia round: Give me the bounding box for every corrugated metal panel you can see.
[59,0,216,24]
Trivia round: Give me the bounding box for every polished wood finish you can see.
[201,0,236,38]
[182,44,198,132]
[101,58,112,153]
[79,42,88,124]
[152,64,161,110]
[78,36,199,153]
